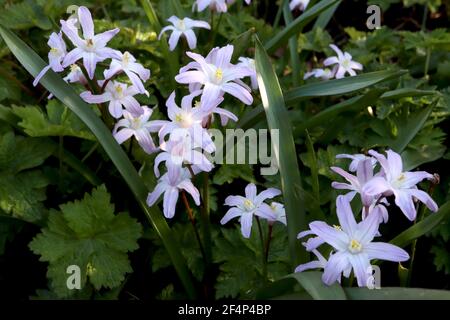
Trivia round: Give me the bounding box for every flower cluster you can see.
[295,149,438,287]
[33,6,258,220]
[220,183,286,238]
[304,44,363,80]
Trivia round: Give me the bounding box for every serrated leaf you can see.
[29,185,142,298]
[0,130,54,222]
[13,100,95,140]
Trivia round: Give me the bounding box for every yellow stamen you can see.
[215,68,223,82]
[70,64,79,72]
[349,239,362,252]
[175,114,183,122]
[50,47,59,54]
[333,225,342,231]
[86,38,94,47]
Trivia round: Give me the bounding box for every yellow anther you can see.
[333,225,342,231]
[175,114,183,122]
[50,47,59,54]
[215,68,223,82]
[349,239,362,253]
[86,38,94,47]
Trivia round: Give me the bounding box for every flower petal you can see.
[364,242,409,262]
[220,207,244,225]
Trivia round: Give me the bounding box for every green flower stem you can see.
[256,217,268,282]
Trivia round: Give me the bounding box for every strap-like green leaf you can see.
[289,272,347,300]
[345,287,450,300]
[0,25,197,299]
[390,200,450,248]
[255,37,307,266]
[265,0,339,53]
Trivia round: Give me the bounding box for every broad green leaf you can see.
[390,200,450,248]
[12,100,95,140]
[344,287,450,300]
[29,186,142,298]
[255,37,306,266]
[381,88,438,100]
[0,25,196,298]
[289,271,347,300]
[265,0,339,53]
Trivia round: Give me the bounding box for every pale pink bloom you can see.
[61,6,121,79]
[290,0,310,11]
[324,44,363,79]
[175,45,254,106]
[33,32,67,86]
[112,106,162,154]
[103,51,150,95]
[147,166,200,219]
[159,16,210,51]
[265,202,287,226]
[363,149,438,221]
[80,81,142,119]
[221,184,281,238]
[303,67,336,80]
[336,153,377,172]
[194,0,228,12]
[238,57,258,90]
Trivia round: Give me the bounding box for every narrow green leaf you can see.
[289,272,347,300]
[231,28,256,61]
[284,70,407,103]
[238,70,408,129]
[265,0,339,53]
[390,200,450,248]
[255,37,306,266]
[381,88,438,100]
[344,287,450,300]
[390,103,435,153]
[0,25,197,299]
[139,0,179,85]
[293,89,385,135]
[283,3,301,86]
[313,0,342,29]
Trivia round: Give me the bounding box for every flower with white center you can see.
[303,67,336,81]
[103,51,151,95]
[159,16,211,51]
[336,153,377,172]
[331,158,375,207]
[265,202,287,226]
[324,44,363,79]
[289,0,310,11]
[61,6,121,79]
[80,81,143,119]
[154,133,214,177]
[33,32,67,86]
[221,183,281,238]
[237,57,258,90]
[158,91,217,153]
[302,195,409,287]
[194,0,228,12]
[112,106,162,154]
[363,149,438,221]
[175,45,254,106]
[63,64,87,85]
[147,166,200,219]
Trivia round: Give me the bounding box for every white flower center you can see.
[214,67,223,84]
[70,64,80,73]
[130,117,141,130]
[342,59,351,69]
[50,47,59,55]
[392,173,406,188]
[85,38,95,51]
[243,199,256,211]
[177,20,186,31]
[123,52,131,67]
[348,239,363,253]
[114,85,124,99]
[175,112,193,128]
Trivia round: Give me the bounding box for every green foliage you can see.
[214,224,290,299]
[0,130,54,222]
[12,100,95,140]
[29,185,142,298]
[0,0,51,30]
